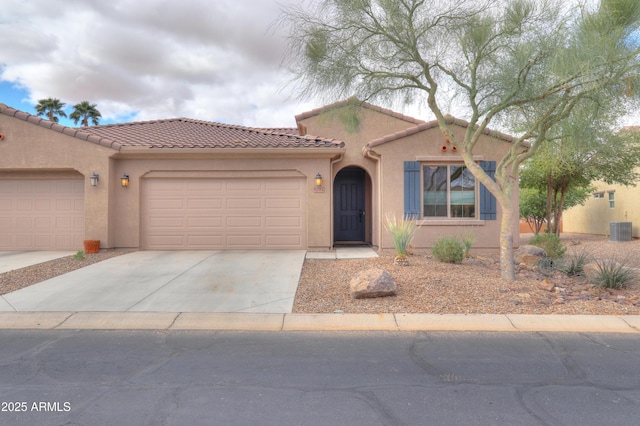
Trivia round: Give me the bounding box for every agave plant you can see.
[384,213,418,265]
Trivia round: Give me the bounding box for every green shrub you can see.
[528,233,566,259]
[458,232,476,258]
[73,250,85,261]
[557,246,591,276]
[432,237,465,264]
[535,257,557,275]
[384,213,417,259]
[588,259,636,289]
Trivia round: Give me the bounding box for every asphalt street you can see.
[1,331,639,425]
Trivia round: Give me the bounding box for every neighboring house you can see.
[563,179,639,238]
[0,98,519,251]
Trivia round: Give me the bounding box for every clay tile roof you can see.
[0,103,123,150]
[87,119,343,149]
[0,104,344,150]
[367,114,514,147]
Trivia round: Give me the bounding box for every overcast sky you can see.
[0,0,327,128]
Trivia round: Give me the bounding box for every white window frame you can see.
[608,191,615,209]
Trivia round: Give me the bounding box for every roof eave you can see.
[113,146,346,159]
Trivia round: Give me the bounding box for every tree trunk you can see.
[545,178,553,234]
[554,185,569,237]
[499,202,516,281]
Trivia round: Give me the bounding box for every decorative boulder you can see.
[350,268,396,299]
[515,245,547,267]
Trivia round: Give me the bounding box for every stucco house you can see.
[0,98,519,252]
[563,179,639,238]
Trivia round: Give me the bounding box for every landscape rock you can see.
[350,268,396,299]
[538,279,556,292]
[515,245,547,267]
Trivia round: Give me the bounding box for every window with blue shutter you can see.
[404,161,421,219]
[479,161,497,220]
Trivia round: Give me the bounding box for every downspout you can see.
[329,153,344,249]
[362,145,381,249]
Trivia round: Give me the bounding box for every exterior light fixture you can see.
[89,172,99,187]
[314,173,324,193]
[121,174,130,188]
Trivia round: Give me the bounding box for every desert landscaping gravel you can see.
[295,233,640,315]
[1,234,639,315]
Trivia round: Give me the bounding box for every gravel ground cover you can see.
[1,234,639,315]
[294,233,640,315]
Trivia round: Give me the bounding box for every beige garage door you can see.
[0,179,85,250]
[143,178,306,249]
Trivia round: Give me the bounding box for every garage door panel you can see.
[226,216,262,228]
[143,177,306,249]
[225,235,263,247]
[266,198,302,209]
[226,180,262,191]
[0,179,85,250]
[187,199,223,209]
[187,235,224,247]
[265,179,303,191]
[35,217,52,229]
[187,217,223,228]
[266,216,302,228]
[266,234,303,246]
[226,198,262,209]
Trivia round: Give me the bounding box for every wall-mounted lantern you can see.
[314,173,324,193]
[89,172,99,187]
[121,174,130,188]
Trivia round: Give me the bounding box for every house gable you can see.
[295,97,425,144]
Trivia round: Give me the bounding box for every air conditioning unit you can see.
[610,222,632,242]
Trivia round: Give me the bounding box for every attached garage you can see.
[0,178,85,250]
[142,176,306,249]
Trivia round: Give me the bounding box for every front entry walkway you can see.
[306,247,379,259]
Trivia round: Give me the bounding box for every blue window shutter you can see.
[404,161,421,219]
[479,161,497,220]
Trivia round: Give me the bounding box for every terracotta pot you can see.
[83,240,100,254]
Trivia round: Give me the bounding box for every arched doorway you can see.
[333,167,370,244]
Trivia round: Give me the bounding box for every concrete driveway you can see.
[0,250,306,313]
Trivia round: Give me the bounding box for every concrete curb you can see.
[0,312,639,333]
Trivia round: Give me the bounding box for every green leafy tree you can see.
[69,101,102,126]
[35,98,67,123]
[519,188,547,234]
[519,102,640,236]
[280,0,640,280]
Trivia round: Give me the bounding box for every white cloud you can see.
[0,0,312,126]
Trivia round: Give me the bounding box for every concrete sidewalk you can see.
[0,312,638,332]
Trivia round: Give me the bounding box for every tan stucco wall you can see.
[2,102,519,252]
[373,125,519,250]
[110,155,332,249]
[0,114,117,247]
[563,178,640,237]
[299,106,519,250]
[298,105,415,248]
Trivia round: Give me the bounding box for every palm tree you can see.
[35,98,67,123]
[70,101,102,126]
